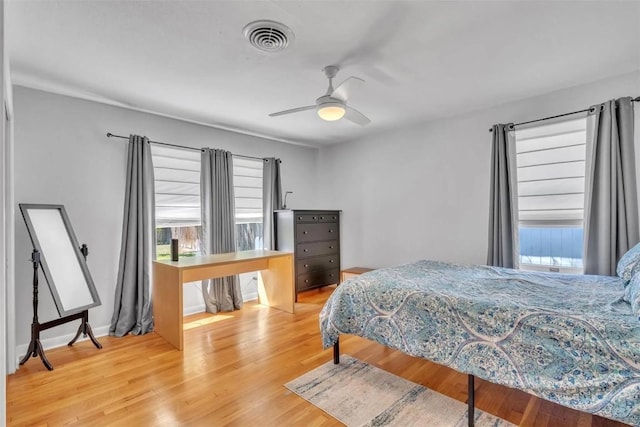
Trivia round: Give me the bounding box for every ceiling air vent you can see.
[243,20,294,53]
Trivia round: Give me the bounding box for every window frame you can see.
[151,147,266,258]
[514,117,587,274]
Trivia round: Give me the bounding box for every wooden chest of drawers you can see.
[274,210,340,296]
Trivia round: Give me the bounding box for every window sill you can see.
[519,263,583,275]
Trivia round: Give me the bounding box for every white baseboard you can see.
[183,292,258,315]
[15,293,261,366]
[184,303,206,316]
[243,291,258,303]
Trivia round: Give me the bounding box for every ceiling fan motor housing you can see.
[316,95,344,107]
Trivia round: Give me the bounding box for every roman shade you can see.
[151,145,201,228]
[515,118,586,226]
[233,156,263,225]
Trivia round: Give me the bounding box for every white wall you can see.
[317,71,640,269]
[11,86,318,358]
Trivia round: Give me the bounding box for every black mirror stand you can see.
[19,245,102,371]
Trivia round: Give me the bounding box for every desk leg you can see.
[258,255,295,314]
[153,263,183,350]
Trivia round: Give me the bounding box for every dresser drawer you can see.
[297,268,340,290]
[297,240,338,258]
[296,254,339,274]
[318,213,339,222]
[295,213,320,223]
[296,222,338,243]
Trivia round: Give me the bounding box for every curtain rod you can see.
[488,96,640,132]
[106,132,271,162]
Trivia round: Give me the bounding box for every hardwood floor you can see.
[7,287,628,426]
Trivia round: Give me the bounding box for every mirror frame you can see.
[19,203,101,317]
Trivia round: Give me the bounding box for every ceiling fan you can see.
[269,65,371,125]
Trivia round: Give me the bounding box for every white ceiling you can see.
[7,1,640,147]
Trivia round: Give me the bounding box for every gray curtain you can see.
[487,124,519,268]
[201,148,242,313]
[262,158,282,250]
[110,135,156,336]
[584,97,638,275]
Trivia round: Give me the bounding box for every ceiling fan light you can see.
[317,104,346,121]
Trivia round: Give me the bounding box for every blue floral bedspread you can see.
[319,260,640,425]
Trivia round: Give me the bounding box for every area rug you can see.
[285,355,515,427]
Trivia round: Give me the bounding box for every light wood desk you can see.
[152,250,294,350]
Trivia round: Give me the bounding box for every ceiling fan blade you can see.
[333,6,407,85]
[344,106,371,126]
[269,105,316,117]
[331,76,364,102]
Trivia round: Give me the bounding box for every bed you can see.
[319,259,640,426]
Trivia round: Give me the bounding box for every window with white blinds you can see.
[516,118,587,226]
[515,117,587,271]
[233,157,263,225]
[151,147,264,227]
[151,145,201,228]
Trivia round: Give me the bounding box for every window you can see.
[151,146,264,259]
[151,145,202,260]
[233,157,263,251]
[515,118,587,273]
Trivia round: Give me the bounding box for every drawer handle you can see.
[304,249,308,252]
[329,273,334,277]
[305,279,309,283]
[329,229,333,233]
[320,216,324,219]
[312,216,317,220]
[303,231,308,234]
[304,264,309,268]
[332,216,336,220]
[329,260,334,263]
[329,246,333,249]
[298,216,302,220]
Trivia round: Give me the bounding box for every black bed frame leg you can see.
[468,374,475,427]
[333,338,340,364]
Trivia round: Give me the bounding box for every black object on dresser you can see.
[274,210,340,298]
